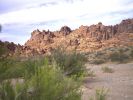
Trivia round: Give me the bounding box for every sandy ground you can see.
[82,62,133,100]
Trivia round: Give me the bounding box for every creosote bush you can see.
[0,59,82,100]
[87,46,133,64]
[0,46,88,100]
[95,87,109,100]
[51,47,88,78]
[109,51,128,63]
[90,87,109,100]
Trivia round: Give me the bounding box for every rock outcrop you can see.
[117,19,133,33]
[60,26,72,36]
[24,18,133,55]
[0,41,21,57]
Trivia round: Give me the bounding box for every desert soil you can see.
[82,62,133,100]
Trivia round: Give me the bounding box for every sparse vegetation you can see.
[87,46,133,64]
[51,47,88,78]
[109,51,128,63]
[0,81,16,100]
[101,66,114,73]
[87,69,95,77]
[0,47,88,100]
[0,43,132,100]
[0,58,82,100]
[130,49,133,58]
[90,59,105,65]
[95,87,109,100]
[89,87,109,100]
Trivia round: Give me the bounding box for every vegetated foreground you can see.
[83,63,133,100]
[0,46,133,100]
[0,49,87,100]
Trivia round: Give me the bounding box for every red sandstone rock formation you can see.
[24,18,133,54]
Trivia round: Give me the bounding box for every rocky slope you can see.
[0,40,40,58]
[0,41,21,57]
[24,18,133,55]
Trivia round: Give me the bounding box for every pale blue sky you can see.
[0,0,133,44]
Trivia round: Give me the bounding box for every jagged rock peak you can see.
[60,26,72,35]
[31,29,41,36]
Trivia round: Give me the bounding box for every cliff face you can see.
[24,18,133,54]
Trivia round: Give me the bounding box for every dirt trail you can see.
[82,63,133,100]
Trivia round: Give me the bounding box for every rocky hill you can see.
[0,41,21,58]
[1,18,133,57]
[24,18,133,55]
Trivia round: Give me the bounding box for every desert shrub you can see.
[0,81,15,100]
[87,69,95,77]
[130,49,133,58]
[0,59,81,100]
[51,47,87,78]
[22,58,47,80]
[0,59,25,81]
[0,59,10,76]
[0,59,15,80]
[95,87,108,100]
[23,62,81,100]
[0,57,48,81]
[0,49,86,99]
[89,59,105,65]
[90,87,108,100]
[109,51,128,63]
[101,66,114,73]
[0,46,8,57]
[87,46,133,64]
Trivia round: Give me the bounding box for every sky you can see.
[0,0,133,44]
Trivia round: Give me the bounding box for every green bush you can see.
[51,47,87,78]
[95,87,108,100]
[0,59,25,81]
[0,48,87,100]
[87,46,133,64]
[0,57,47,81]
[109,51,128,63]
[130,50,133,58]
[0,81,16,100]
[0,59,81,100]
[87,69,95,77]
[90,87,108,100]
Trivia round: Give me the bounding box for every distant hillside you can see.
[24,18,133,54]
[1,18,133,57]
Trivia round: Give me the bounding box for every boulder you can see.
[60,26,72,36]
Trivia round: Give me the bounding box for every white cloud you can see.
[0,0,133,44]
[0,0,133,25]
